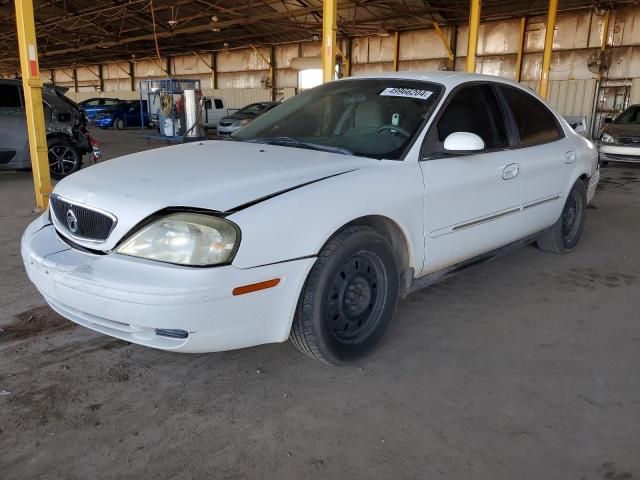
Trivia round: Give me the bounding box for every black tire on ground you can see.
[114,118,125,130]
[48,138,81,180]
[290,226,400,365]
[599,160,609,167]
[537,179,587,254]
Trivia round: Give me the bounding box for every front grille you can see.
[50,195,116,242]
[617,136,640,145]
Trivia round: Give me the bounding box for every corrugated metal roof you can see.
[0,0,635,72]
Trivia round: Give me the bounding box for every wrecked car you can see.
[0,79,101,179]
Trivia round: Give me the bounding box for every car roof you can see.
[339,71,526,91]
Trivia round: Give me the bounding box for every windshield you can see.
[614,106,640,124]
[238,103,271,115]
[233,79,443,160]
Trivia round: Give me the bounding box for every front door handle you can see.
[565,151,576,164]
[502,163,520,180]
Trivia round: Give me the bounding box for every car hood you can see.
[52,140,374,250]
[604,123,640,137]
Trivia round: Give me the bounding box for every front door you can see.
[420,83,523,274]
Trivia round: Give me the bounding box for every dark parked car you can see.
[217,101,280,135]
[598,104,640,165]
[78,97,121,120]
[0,79,100,179]
[94,100,154,130]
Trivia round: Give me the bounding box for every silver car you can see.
[0,79,100,179]
[599,104,640,165]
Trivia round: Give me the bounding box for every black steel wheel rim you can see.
[326,250,387,344]
[48,145,78,175]
[561,189,582,244]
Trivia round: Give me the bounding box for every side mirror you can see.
[443,132,485,152]
[604,117,613,124]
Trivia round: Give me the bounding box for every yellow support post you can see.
[515,17,526,82]
[539,0,558,99]
[466,0,481,73]
[393,31,400,71]
[15,0,52,210]
[322,0,337,83]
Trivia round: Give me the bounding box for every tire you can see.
[599,160,609,167]
[290,226,400,365]
[114,118,125,130]
[48,138,81,180]
[537,180,587,254]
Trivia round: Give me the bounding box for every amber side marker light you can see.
[232,278,281,296]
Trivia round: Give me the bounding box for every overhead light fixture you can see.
[211,15,219,22]
[223,42,230,48]
[312,34,319,41]
[212,27,221,32]
[168,19,178,28]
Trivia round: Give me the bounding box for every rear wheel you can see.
[290,226,399,365]
[114,118,125,130]
[537,180,587,253]
[48,138,81,179]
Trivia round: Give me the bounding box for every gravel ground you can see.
[0,129,638,480]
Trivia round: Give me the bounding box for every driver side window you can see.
[435,84,508,152]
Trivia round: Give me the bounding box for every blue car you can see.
[78,97,121,120]
[94,100,154,130]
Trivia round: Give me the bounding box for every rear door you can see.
[0,83,28,168]
[497,85,573,236]
[420,83,523,274]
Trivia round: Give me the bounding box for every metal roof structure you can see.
[0,0,632,72]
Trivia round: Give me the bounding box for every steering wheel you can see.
[376,124,411,138]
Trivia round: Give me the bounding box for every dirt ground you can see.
[1,130,639,480]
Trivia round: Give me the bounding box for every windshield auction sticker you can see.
[380,88,433,100]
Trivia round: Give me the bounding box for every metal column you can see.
[515,17,526,82]
[15,0,52,209]
[539,0,558,99]
[393,31,400,71]
[466,0,481,73]
[322,0,337,83]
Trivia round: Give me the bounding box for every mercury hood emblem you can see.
[66,209,78,233]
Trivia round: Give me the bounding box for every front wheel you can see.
[114,118,125,130]
[290,226,399,365]
[48,138,81,179]
[537,180,587,253]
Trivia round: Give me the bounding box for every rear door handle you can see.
[502,163,520,180]
[565,151,576,164]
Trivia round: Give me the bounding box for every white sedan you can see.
[21,72,600,365]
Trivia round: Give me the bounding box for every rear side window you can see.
[499,86,563,146]
[436,83,508,150]
[0,84,21,108]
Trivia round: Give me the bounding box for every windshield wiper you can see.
[247,136,354,156]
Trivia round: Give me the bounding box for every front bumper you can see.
[217,124,241,135]
[94,117,114,128]
[21,215,315,353]
[598,144,640,164]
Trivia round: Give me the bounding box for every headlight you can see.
[116,212,239,266]
[600,132,616,144]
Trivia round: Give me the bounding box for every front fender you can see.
[228,160,425,270]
